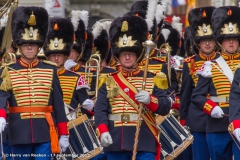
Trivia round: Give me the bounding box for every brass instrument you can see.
[157,43,172,86]
[1,52,16,66]
[84,50,101,99]
[0,0,12,17]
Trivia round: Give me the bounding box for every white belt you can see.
[108,114,141,122]
[209,96,229,103]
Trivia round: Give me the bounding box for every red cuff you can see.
[96,123,108,138]
[180,120,186,126]
[232,120,240,130]
[0,109,6,119]
[86,109,94,116]
[145,95,158,112]
[171,96,180,110]
[57,122,68,135]
[203,100,217,115]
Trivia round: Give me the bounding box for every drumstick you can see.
[222,114,229,117]
[167,90,175,98]
[66,97,97,115]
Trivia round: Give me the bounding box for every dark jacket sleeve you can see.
[52,67,68,124]
[150,85,172,116]
[180,62,193,120]
[95,83,110,128]
[229,68,240,122]
[191,75,216,114]
[171,68,179,92]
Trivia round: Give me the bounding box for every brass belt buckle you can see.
[121,114,130,123]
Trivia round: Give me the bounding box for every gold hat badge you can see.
[47,38,66,50]
[21,11,39,40]
[196,10,213,36]
[221,22,239,34]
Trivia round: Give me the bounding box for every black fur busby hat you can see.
[123,11,157,42]
[94,29,109,60]
[92,20,112,61]
[11,6,49,47]
[184,27,196,56]
[110,15,148,61]
[162,21,181,56]
[156,33,165,48]
[188,6,215,44]
[211,6,240,43]
[72,19,85,54]
[79,29,93,62]
[70,10,87,55]
[43,17,74,57]
[130,0,148,12]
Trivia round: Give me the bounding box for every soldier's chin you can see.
[22,53,37,60]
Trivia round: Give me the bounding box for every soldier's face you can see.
[48,53,67,67]
[199,39,216,54]
[19,43,39,60]
[119,52,137,69]
[221,38,239,54]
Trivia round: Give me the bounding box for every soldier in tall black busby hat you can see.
[0,6,69,159]
[64,10,87,71]
[191,6,240,160]
[180,6,218,160]
[94,14,172,160]
[43,17,94,122]
[92,20,115,73]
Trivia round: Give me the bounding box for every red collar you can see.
[121,66,141,77]
[57,67,66,76]
[221,52,240,60]
[19,58,39,68]
[199,52,217,61]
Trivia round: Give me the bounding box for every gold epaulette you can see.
[182,55,196,63]
[42,60,57,67]
[0,66,12,91]
[153,72,168,90]
[98,74,109,89]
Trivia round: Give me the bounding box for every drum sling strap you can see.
[9,106,60,153]
[111,72,161,160]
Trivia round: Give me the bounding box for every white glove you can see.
[82,99,94,111]
[100,132,113,147]
[59,135,69,152]
[211,106,224,118]
[0,117,6,133]
[233,128,240,143]
[135,90,150,105]
[64,59,77,70]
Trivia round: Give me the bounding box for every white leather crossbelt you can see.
[108,114,141,122]
[209,96,229,103]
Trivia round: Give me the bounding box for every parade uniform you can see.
[191,6,240,160]
[57,67,92,117]
[0,7,69,159]
[0,58,68,145]
[180,52,217,128]
[192,52,240,159]
[94,11,173,159]
[95,68,171,159]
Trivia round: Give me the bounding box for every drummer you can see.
[43,17,94,119]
